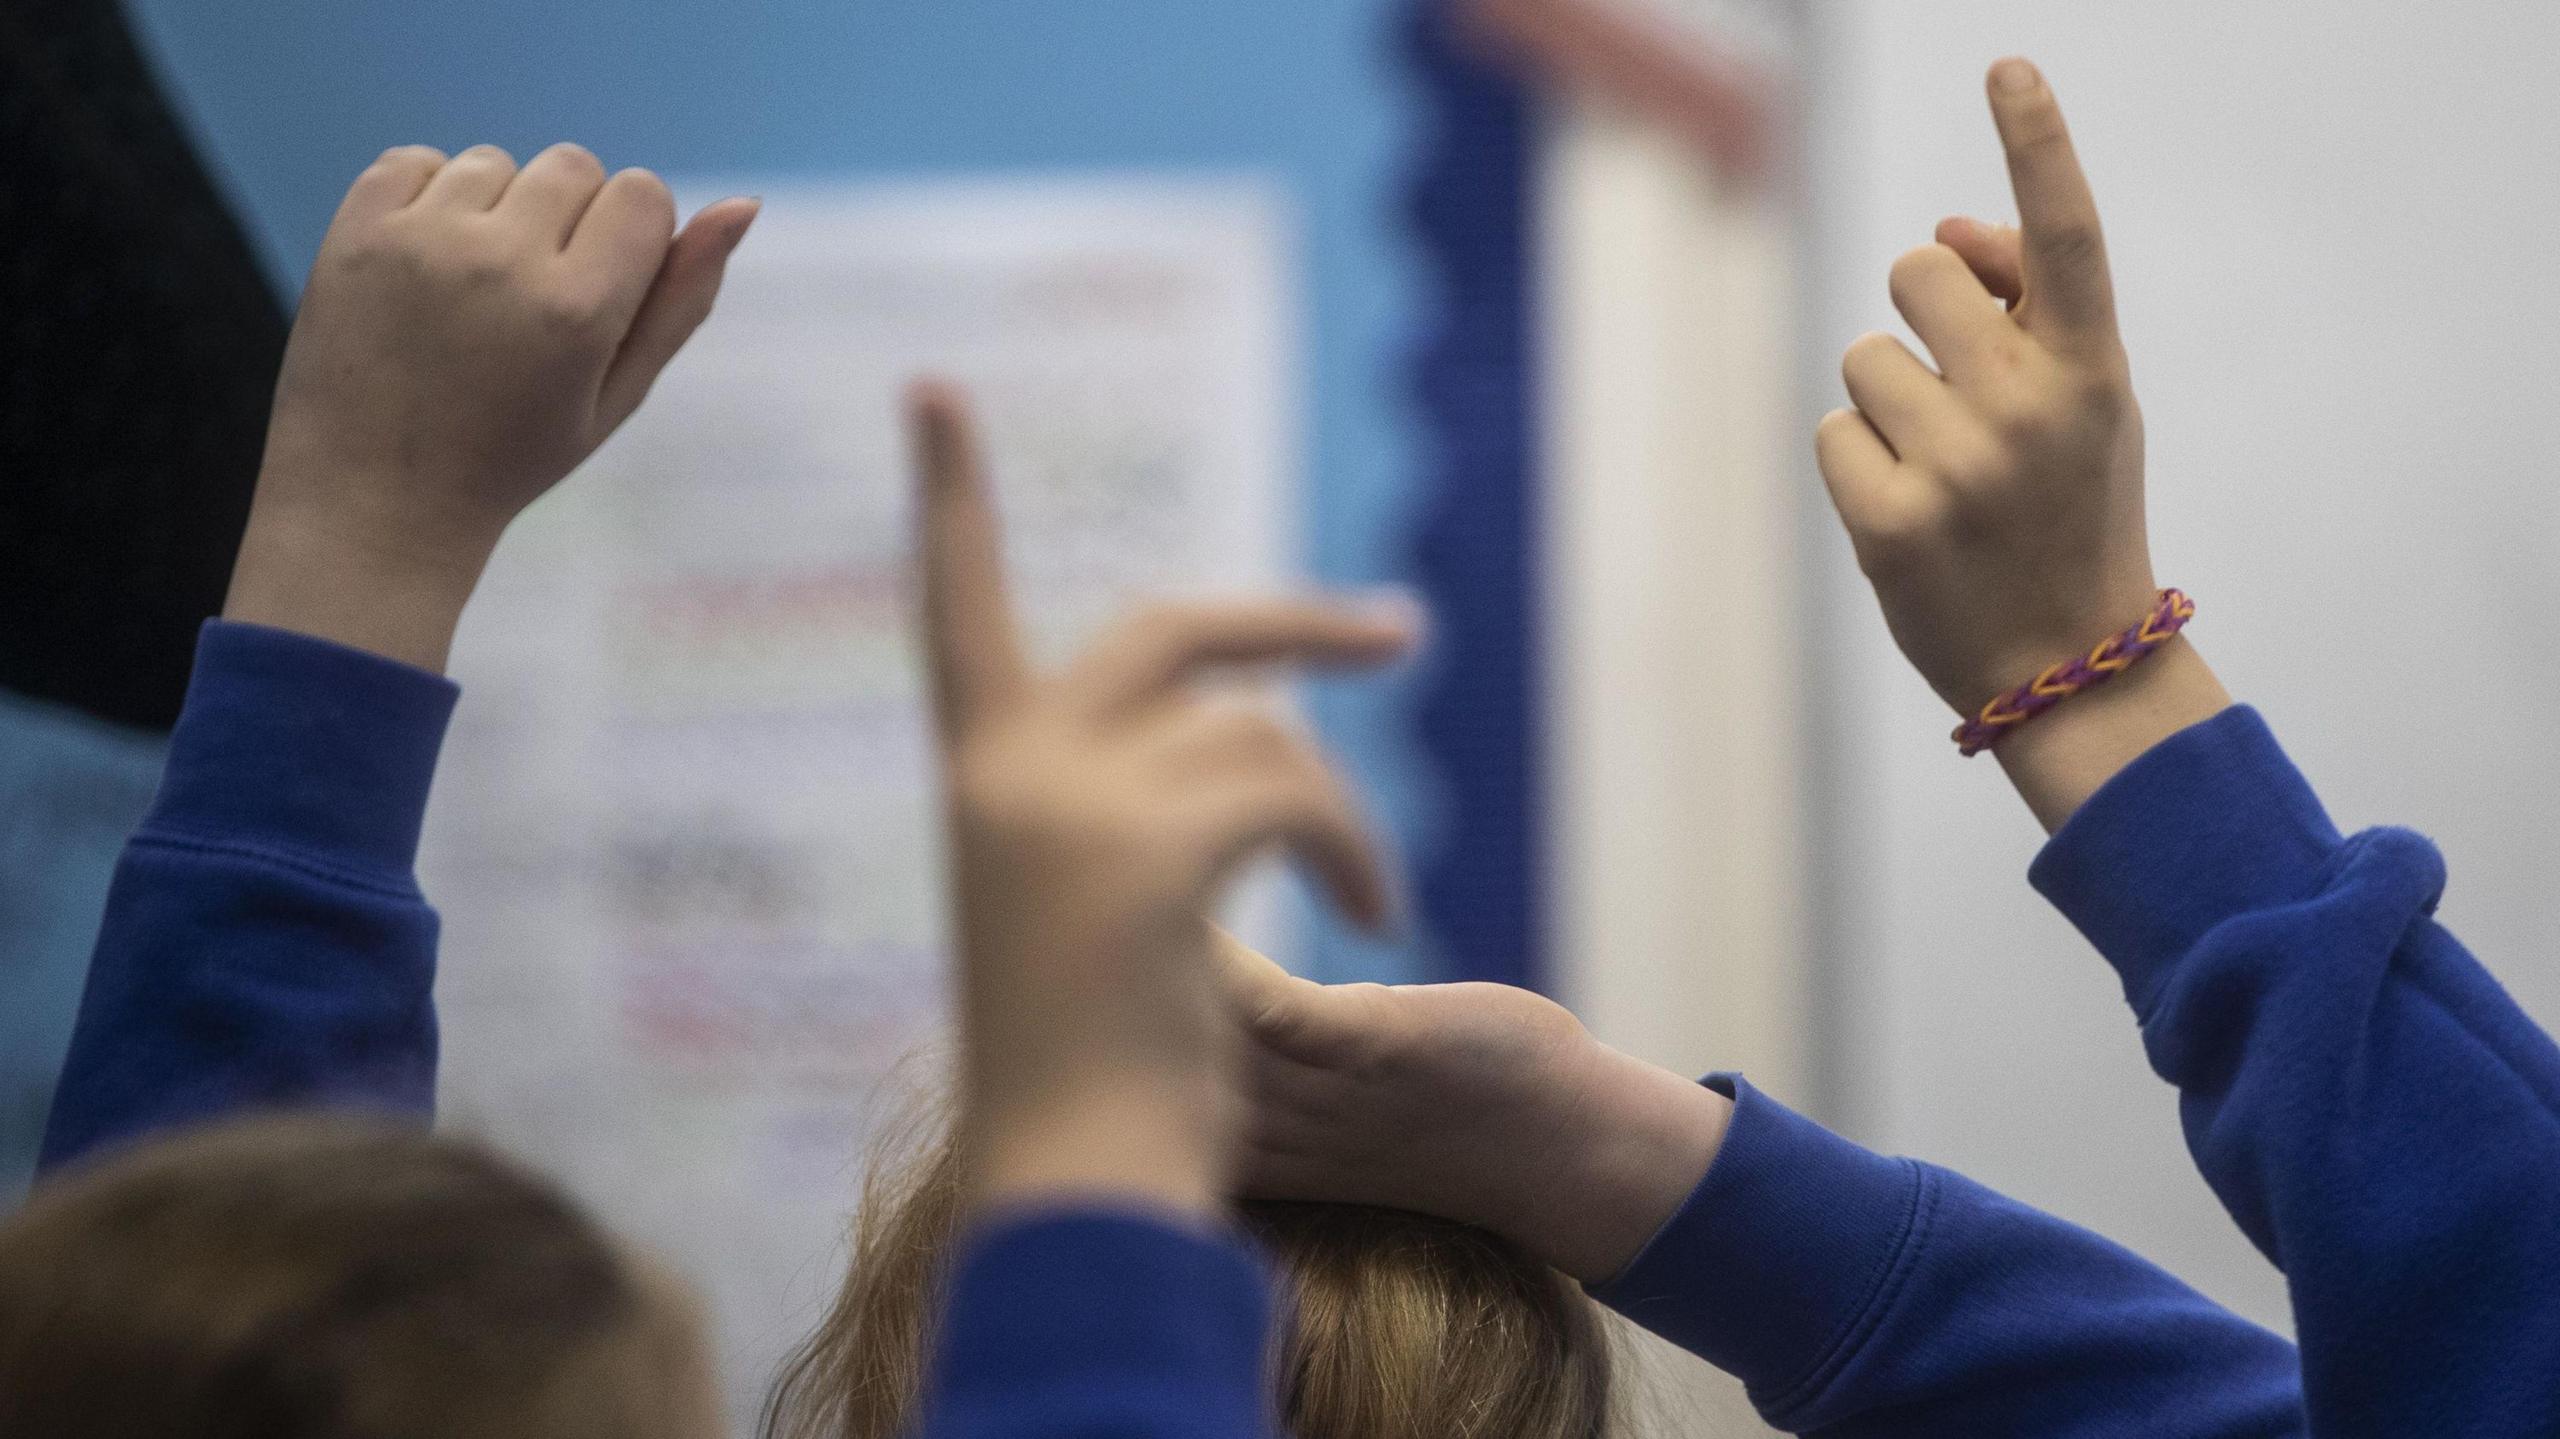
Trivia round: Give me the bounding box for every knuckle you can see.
[1849,492,1949,575]
[441,235,521,291]
[1246,991,1305,1044]
[1887,244,1959,302]
[540,141,604,176]
[2010,117,2072,160]
[1930,435,2012,492]
[534,283,614,340]
[1989,402,2064,453]
[370,219,486,280]
[1840,330,1901,380]
[1815,407,1866,454]
[2070,362,2132,415]
[1983,376,2087,448]
[2035,221,2105,275]
[371,144,443,171]
[611,167,677,217]
[333,219,414,270]
[1978,334,2036,381]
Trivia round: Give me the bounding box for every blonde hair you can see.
[764,1099,1617,1439]
[0,1115,713,1439]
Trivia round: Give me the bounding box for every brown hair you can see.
[0,1115,717,1439]
[763,1101,1617,1439]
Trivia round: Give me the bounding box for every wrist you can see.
[1513,1045,1732,1284]
[1995,637,2231,831]
[966,1070,1229,1222]
[224,493,499,673]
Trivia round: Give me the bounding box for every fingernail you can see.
[1992,57,2040,93]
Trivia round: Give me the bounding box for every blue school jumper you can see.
[38,621,2560,1436]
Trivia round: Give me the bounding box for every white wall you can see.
[1546,104,1809,1103]
[1806,0,2560,1330]
[1542,82,1809,1438]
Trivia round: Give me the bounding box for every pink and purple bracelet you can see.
[1953,588,2196,757]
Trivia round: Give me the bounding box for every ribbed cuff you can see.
[929,1211,1274,1427]
[2029,705,2344,1019]
[144,620,460,878]
[1591,1076,1930,1408]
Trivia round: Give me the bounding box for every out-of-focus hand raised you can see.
[228,144,759,670]
[1818,60,2228,827]
[911,384,1415,1220]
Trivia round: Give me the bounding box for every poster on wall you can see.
[419,177,1297,1420]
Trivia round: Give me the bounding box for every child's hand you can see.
[227,144,759,670]
[1820,58,2153,714]
[1818,60,2226,825]
[1226,935,1731,1283]
[911,385,1415,1219]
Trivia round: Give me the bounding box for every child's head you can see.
[0,1115,722,1439]
[765,1110,1619,1439]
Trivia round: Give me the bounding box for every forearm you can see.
[1594,1077,2302,1438]
[2033,708,2560,1436]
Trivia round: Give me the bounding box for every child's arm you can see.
[35,623,457,1168]
[1228,944,2304,1437]
[904,387,1415,1436]
[1827,60,2560,1437]
[39,145,755,1170]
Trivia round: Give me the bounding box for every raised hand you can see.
[910,384,1416,1219]
[1818,59,2228,826]
[227,144,760,670]
[1224,933,1731,1283]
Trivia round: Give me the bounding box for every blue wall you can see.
[126,0,1444,981]
[0,700,164,1202]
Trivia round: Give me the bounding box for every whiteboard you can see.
[420,177,1298,1424]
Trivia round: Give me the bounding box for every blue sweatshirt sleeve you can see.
[919,1211,1276,1438]
[2030,706,2560,1438]
[1592,1077,2303,1437]
[36,621,456,1171]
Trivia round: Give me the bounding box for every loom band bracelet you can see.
[1952,589,2195,757]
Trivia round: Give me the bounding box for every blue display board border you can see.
[1400,2,1545,993]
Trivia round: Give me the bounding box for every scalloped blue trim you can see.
[1399,2,1543,991]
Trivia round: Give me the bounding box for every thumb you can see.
[1213,926,1298,1003]
[1215,926,1314,1047]
[1936,215,2024,307]
[1214,926,1362,1067]
[596,196,761,432]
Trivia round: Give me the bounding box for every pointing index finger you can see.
[910,382,1029,735]
[1986,58,2117,347]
